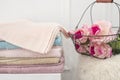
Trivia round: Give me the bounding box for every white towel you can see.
[0,20,69,54]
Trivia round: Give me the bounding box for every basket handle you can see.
[75,1,96,29]
[90,2,120,32]
[114,2,120,34]
[96,0,113,3]
[75,1,120,34]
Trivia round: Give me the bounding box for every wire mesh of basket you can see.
[69,1,120,59]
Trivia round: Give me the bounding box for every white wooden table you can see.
[0,74,61,80]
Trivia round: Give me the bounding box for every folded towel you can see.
[54,36,62,46]
[0,36,62,50]
[0,41,20,49]
[0,57,60,65]
[0,21,68,54]
[0,46,63,58]
[0,57,64,73]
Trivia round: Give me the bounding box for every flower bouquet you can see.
[69,20,120,59]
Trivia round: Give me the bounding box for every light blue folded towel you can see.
[0,36,62,49]
[54,36,62,46]
[0,42,20,49]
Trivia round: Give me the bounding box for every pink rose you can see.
[89,43,112,59]
[75,43,89,53]
[75,44,86,53]
[68,25,90,44]
[90,20,113,43]
[90,24,101,35]
[95,20,111,35]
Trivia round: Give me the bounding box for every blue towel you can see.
[54,36,62,46]
[0,36,62,49]
[0,41,20,49]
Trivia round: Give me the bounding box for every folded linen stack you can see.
[0,37,64,73]
[0,20,68,73]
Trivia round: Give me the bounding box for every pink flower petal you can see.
[75,43,80,50]
[90,46,95,56]
[91,24,101,35]
[75,30,83,39]
[77,45,87,53]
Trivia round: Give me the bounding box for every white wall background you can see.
[0,0,119,80]
[106,0,120,27]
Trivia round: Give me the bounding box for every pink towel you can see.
[0,46,63,58]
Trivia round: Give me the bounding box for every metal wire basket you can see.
[69,1,120,59]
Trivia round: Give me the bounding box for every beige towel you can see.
[0,57,60,65]
[0,21,69,54]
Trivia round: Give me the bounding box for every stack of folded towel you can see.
[0,20,68,73]
[0,36,64,73]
